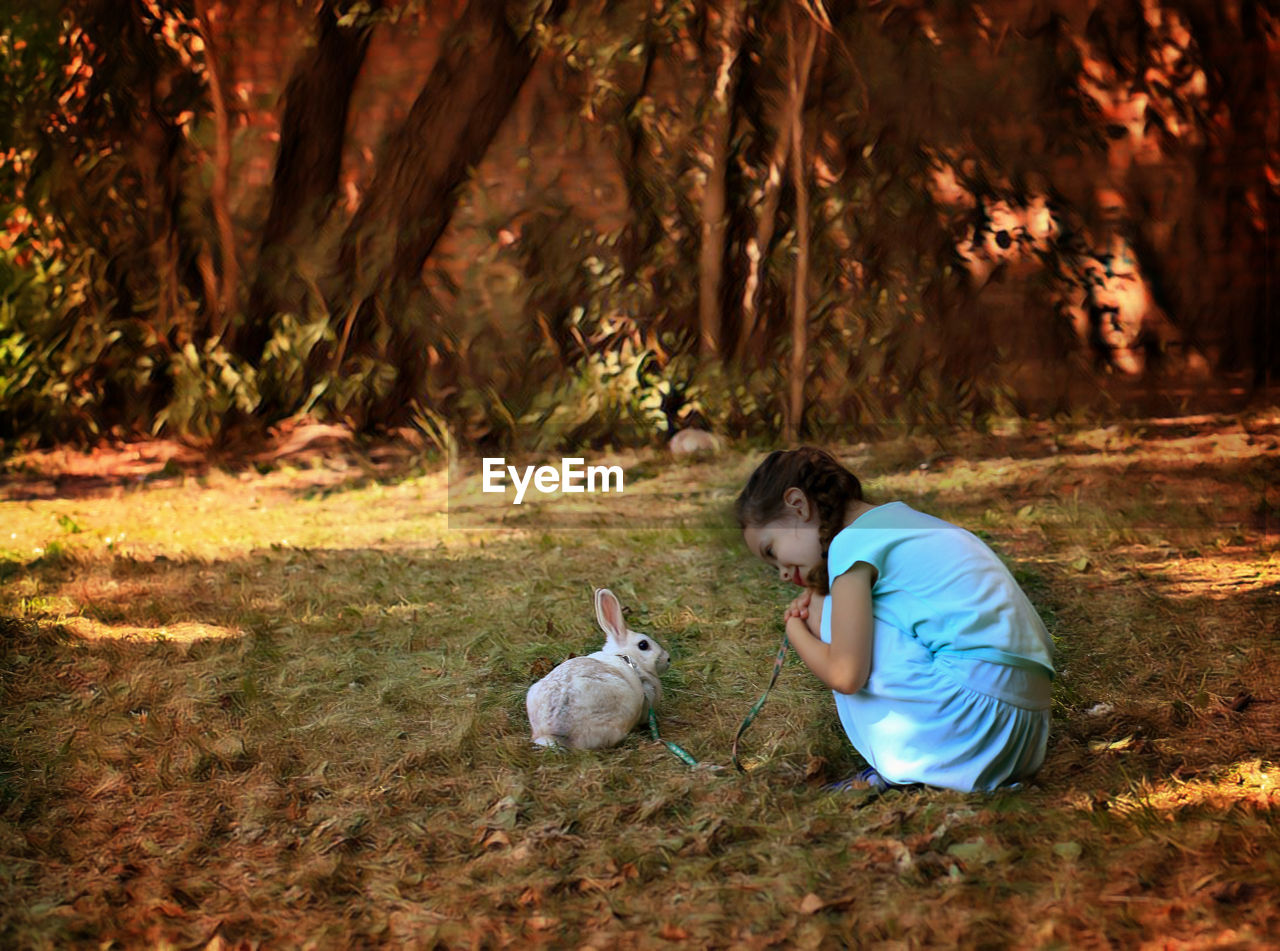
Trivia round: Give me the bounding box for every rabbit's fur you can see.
[527,588,671,749]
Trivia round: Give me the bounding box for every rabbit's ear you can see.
[595,588,626,644]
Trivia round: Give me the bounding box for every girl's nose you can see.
[778,565,791,581]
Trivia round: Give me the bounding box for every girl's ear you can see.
[783,486,810,521]
[595,588,626,643]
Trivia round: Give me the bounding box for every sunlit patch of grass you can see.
[2,418,1278,947]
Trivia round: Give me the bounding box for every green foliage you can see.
[0,3,67,152]
[661,355,784,441]
[518,319,666,450]
[152,340,260,439]
[258,310,335,415]
[0,238,137,441]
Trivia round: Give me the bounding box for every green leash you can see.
[731,631,790,773]
[645,629,791,772]
[647,707,701,767]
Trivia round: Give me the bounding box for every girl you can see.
[735,446,1055,792]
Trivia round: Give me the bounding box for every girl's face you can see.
[742,487,823,588]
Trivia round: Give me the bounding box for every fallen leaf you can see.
[659,923,690,940]
[799,893,826,915]
[1088,735,1133,753]
[1052,841,1082,861]
[946,837,1009,866]
[798,890,857,914]
[887,838,914,874]
[487,794,521,829]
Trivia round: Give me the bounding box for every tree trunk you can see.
[77,0,191,343]
[193,0,237,338]
[616,3,661,279]
[785,10,818,443]
[736,121,790,363]
[237,0,381,361]
[715,8,766,365]
[338,0,558,293]
[1188,0,1276,389]
[737,6,818,366]
[696,0,743,360]
[330,0,563,422]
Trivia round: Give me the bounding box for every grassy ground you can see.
[2,412,1278,949]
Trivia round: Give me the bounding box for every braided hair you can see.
[734,447,864,594]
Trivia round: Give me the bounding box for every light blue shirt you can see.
[825,501,1055,678]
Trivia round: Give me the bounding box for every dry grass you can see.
[2,411,1278,949]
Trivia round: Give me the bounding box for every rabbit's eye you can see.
[638,640,650,651]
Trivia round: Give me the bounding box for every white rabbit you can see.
[527,588,671,749]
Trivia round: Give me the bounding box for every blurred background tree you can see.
[0,0,1274,449]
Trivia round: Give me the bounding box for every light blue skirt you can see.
[829,617,1052,792]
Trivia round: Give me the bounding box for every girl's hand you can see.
[784,588,813,622]
[786,563,874,695]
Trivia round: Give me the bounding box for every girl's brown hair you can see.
[734,447,864,593]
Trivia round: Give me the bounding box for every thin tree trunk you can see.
[617,2,661,278]
[737,121,790,362]
[132,99,185,343]
[785,10,817,443]
[193,0,237,337]
[715,9,764,365]
[737,7,817,365]
[238,0,381,360]
[696,0,743,360]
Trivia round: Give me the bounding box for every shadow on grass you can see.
[4,533,1274,799]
